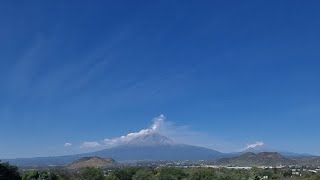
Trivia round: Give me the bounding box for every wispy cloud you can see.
[64,142,72,147]
[6,36,46,100]
[80,141,101,148]
[2,22,135,108]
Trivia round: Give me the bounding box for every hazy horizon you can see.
[1,1,320,159]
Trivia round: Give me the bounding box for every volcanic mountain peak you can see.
[125,132,176,146]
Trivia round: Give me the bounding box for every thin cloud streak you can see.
[80,141,101,148]
[64,143,72,147]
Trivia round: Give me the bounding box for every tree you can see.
[22,170,60,180]
[132,169,154,180]
[157,167,186,180]
[283,169,292,178]
[22,171,39,180]
[114,167,139,180]
[188,168,216,180]
[248,174,260,180]
[0,161,21,180]
[82,167,105,180]
[105,173,119,180]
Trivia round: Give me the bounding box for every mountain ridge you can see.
[217,152,297,166]
[3,133,319,167]
[125,132,176,146]
[4,133,223,167]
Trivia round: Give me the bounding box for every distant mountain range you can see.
[239,143,312,158]
[3,132,320,167]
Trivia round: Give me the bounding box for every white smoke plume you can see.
[241,141,264,151]
[103,114,166,146]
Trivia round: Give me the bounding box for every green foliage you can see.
[307,174,320,180]
[79,167,320,180]
[157,167,187,180]
[22,170,59,180]
[81,167,105,180]
[22,171,39,180]
[0,161,21,180]
[105,173,119,180]
[249,174,261,180]
[132,169,155,180]
[283,169,292,177]
[114,167,141,180]
[188,168,216,180]
[4,160,320,180]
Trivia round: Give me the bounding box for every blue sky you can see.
[0,1,320,158]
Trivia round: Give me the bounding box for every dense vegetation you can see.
[19,167,320,180]
[0,161,21,180]
[2,161,320,180]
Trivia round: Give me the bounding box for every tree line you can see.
[2,161,320,180]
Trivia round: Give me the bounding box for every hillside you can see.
[298,156,320,166]
[217,152,297,166]
[68,157,116,169]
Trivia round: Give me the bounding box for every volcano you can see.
[6,132,224,167]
